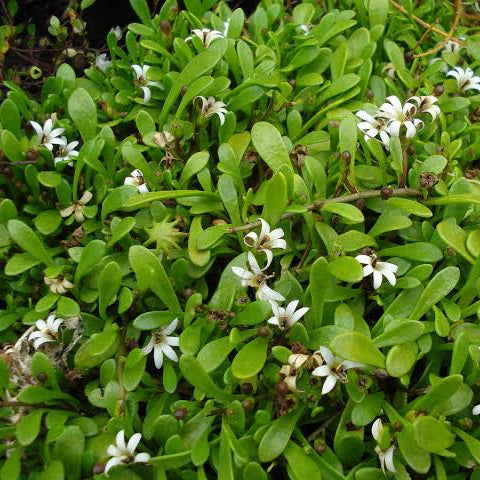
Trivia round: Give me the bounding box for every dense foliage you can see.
[1,0,480,478]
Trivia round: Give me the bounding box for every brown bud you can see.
[26,149,39,162]
[355,199,365,211]
[465,168,479,179]
[245,150,258,163]
[92,463,105,474]
[404,51,414,64]
[161,20,171,36]
[242,398,254,411]
[360,247,376,257]
[173,407,188,420]
[226,407,236,417]
[258,326,271,337]
[341,151,351,162]
[288,78,296,88]
[37,372,48,382]
[366,89,374,100]
[240,383,253,394]
[212,219,227,226]
[374,369,389,381]
[276,380,290,394]
[181,85,188,95]
[380,187,393,200]
[407,144,416,155]
[314,441,326,454]
[445,247,456,257]
[434,85,444,97]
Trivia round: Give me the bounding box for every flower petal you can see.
[321,374,337,394]
[127,432,142,453]
[319,346,334,365]
[161,343,178,362]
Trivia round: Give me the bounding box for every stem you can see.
[412,0,463,58]
[227,188,422,233]
[0,401,77,411]
[390,0,462,45]
[399,147,409,188]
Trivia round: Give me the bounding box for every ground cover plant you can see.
[1,0,480,478]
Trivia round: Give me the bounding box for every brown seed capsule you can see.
[342,151,351,162]
[240,383,253,394]
[374,369,389,381]
[404,51,414,64]
[173,407,188,420]
[465,168,479,179]
[366,89,374,100]
[161,20,171,36]
[419,172,439,190]
[380,187,393,200]
[434,85,444,97]
[355,199,365,211]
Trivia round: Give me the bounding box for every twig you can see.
[0,400,77,411]
[307,410,342,441]
[227,188,422,233]
[412,0,463,58]
[390,0,462,45]
[399,147,409,188]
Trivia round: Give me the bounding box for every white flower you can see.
[267,300,309,329]
[473,404,480,415]
[298,24,310,35]
[95,53,111,73]
[356,110,391,147]
[30,119,66,151]
[142,319,179,369]
[243,218,286,268]
[44,276,74,294]
[222,19,231,36]
[312,346,363,394]
[372,419,396,474]
[110,25,122,40]
[105,430,150,476]
[382,62,396,79]
[288,353,310,369]
[280,364,299,391]
[377,95,424,138]
[355,253,398,289]
[408,95,441,121]
[154,131,175,149]
[28,314,64,349]
[60,191,93,223]
[124,169,149,194]
[132,64,161,102]
[186,28,224,48]
[54,138,80,165]
[443,40,462,55]
[447,66,480,93]
[195,96,228,125]
[232,252,285,302]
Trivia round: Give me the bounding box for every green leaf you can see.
[179,151,210,188]
[410,267,460,321]
[437,221,475,264]
[331,331,385,367]
[409,375,463,413]
[369,0,389,26]
[251,122,293,174]
[284,441,323,479]
[386,342,418,377]
[309,257,329,328]
[124,348,147,391]
[179,355,235,400]
[262,172,288,226]
[130,0,152,24]
[351,393,384,427]
[321,203,364,224]
[98,261,122,318]
[386,198,432,217]
[230,301,271,326]
[67,88,97,141]
[378,242,442,262]
[53,426,84,479]
[107,217,136,248]
[1,130,23,162]
[453,428,480,464]
[197,337,235,373]
[74,325,120,368]
[7,219,53,265]
[231,337,269,379]
[368,214,412,237]
[129,245,181,311]
[5,253,41,276]
[333,231,377,252]
[329,256,364,283]
[258,407,303,462]
[413,416,455,453]
[74,239,106,284]
[17,409,45,446]
[188,217,210,267]
[373,321,424,348]
[133,311,180,330]
[397,423,431,474]
[35,210,62,235]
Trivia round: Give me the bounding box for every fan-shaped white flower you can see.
[372,418,396,474]
[312,346,363,394]
[105,430,150,476]
[267,300,309,329]
[142,318,179,369]
[356,110,391,147]
[447,66,480,93]
[44,276,74,294]
[195,96,228,125]
[30,119,66,151]
[377,95,424,138]
[473,404,480,415]
[232,252,285,302]
[408,95,441,121]
[243,218,286,268]
[124,169,149,194]
[443,40,462,55]
[355,253,398,289]
[186,28,224,48]
[28,314,64,349]
[110,25,122,40]
[382,62,396,79]
[95,53,111,73]
[154,131,175,149]
[59,191,93,223]
[132,64,161,102]
[54,138,80,165]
